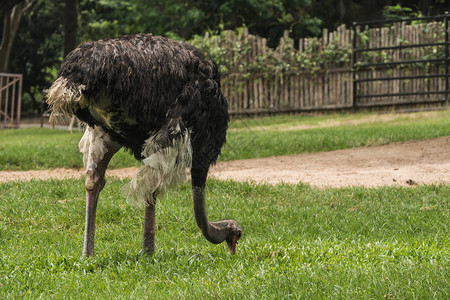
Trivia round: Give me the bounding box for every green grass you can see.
[228,109,450,130]
[222,117,450,161]
[223,110,450,160]
[0,128,138,170]
[0,179,448,299]
[1,110,450,170]
[1,111,449,298]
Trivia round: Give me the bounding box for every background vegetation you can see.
[1,0,449,115]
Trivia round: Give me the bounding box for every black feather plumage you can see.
[57,34,229,162]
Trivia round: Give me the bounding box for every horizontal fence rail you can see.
[0,73,22,128]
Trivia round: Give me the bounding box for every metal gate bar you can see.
[355,74,449,83]
[355,42,450,53]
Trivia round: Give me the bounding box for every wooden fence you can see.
[212,16,449,114]
[0,73,22,128]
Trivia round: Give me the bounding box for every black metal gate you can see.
[352,13,449,110]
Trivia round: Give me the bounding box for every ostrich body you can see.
[46,34,242,257]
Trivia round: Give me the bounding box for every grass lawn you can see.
[1,110,450,170]
[0,179,448,299]
[1,110,449,298]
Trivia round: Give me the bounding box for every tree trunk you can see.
[0,0,23,19]
[64,0,78,57]
[0,1,24,73]
[64,0,79,132]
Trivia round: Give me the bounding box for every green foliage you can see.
[79,0,145,41]
[190,26,352,77]
[382,4,421,20]
[76,0,323,47]
[0,179,448,298]
[190,27,251,75]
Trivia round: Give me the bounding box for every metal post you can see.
[445,12,449,107]
[0,76,3,124]
[352,22,358,111]
[4,77,9,124]
[10,77,16,124]
[17,74,22,127]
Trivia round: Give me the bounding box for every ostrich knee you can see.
[85,163,105,192]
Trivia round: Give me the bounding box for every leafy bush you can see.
[190,26,352,78]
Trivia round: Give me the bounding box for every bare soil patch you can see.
[1,137,449,188]
[210,136,450,187]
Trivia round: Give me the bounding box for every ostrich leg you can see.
[81,126,121,257]
[191,159,242,254]
[142,194,156,255]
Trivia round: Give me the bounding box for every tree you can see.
[8,0,64,113]
[0,0,24,18]
[77,0,322,47]
[64,0,78,57]
[118,0,322,47]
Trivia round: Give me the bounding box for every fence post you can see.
[445,12,449,107]
[352,22,358,111]
[17,74,22,126]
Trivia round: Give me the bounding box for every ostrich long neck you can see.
[191,164,230,244]
[192,186,229,244]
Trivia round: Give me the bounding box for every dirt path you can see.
[210,136,450,187]
[1,137,449,188]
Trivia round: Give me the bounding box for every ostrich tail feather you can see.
[46,77,87,124]
[123,129,192,206]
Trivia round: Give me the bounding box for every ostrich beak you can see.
[226,227,242,254]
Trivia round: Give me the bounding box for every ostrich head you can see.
[225,221,242,254]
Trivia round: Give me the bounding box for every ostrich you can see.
[46,34,242,257]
